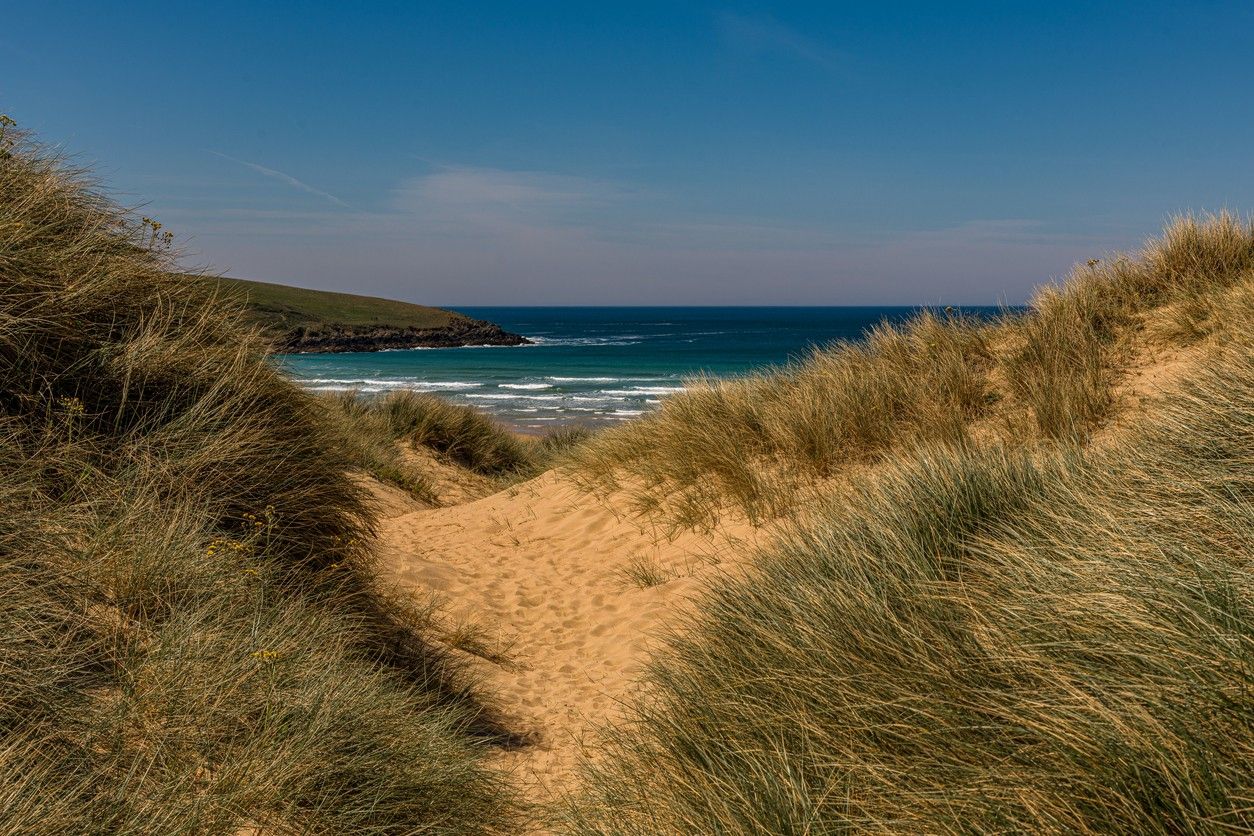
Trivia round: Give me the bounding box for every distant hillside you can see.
[207,276,529,352]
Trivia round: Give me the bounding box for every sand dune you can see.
[371,470,759,803]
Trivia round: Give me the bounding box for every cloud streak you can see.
[391,165,622,228]
[716,11,841,70]
[174,159,1130,306]
[209,150,351,209]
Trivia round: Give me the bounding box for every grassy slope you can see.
[564,219,1254,833]
[568,335,1254,833]
[210,275,468,333]
[5,106,1250,834]
[327,390,594,505]
[0,131,515,832]
[568,214,1254,532]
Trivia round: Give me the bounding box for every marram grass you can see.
[328,388,595,498]
[5,111,1253,835]
[561,213,1254,833]
[564,325,1254,835]
[567,212,1254,531]
[0,126,516,832]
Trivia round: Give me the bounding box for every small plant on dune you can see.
[443,619,523,671]
[52,395,87,440]
[617,554,673,589]
[139,215,175,250]
[0,114,15,159]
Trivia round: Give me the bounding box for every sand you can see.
[360,325,1209,821]
[350,325,1214,834]
[369,467,760,805]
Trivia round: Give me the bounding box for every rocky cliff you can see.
[273,318,531,353]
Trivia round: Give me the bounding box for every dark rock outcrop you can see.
[273,318,531,353]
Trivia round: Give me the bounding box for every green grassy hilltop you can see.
[207,276,528,352]
[211,276,465,331]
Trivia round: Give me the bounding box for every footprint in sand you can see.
[370,467,760,814]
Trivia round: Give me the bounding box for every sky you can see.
[3,1,1252,306]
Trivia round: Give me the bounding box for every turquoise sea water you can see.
[276,307,1005,431]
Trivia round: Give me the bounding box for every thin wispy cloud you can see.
[183,163,629,249]
[180,153,1127,306]
[209,150,351,209]
[716,11,840,70]
[403,165,608,211]
[389,164,626,242]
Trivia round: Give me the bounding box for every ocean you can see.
[275,307,1005,431]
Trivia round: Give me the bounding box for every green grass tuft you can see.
[616,554,674,589]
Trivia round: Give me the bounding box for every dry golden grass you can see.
[558,213,1254,834]
[568,213,1254,531]
[569,310,996,530]
[6,108,1252,834]
[1005,214,1254,439]
[564,319,1254,835]
[0,126,517,832]
[329,389,594,499]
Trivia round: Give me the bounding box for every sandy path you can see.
[371,470,757,805]
[360,325,1210,826]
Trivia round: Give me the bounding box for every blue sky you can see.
[3,2,1251,305]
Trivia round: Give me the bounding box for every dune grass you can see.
[324,391,445,505]
[0,127,515,832]
[564,321,1254,834]
[568,310,997,530]
[568,213,1254,530]
[532,423,596,463]
[333,389,536,478]
[1004,214,1254,440]
[329,390,595,497]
